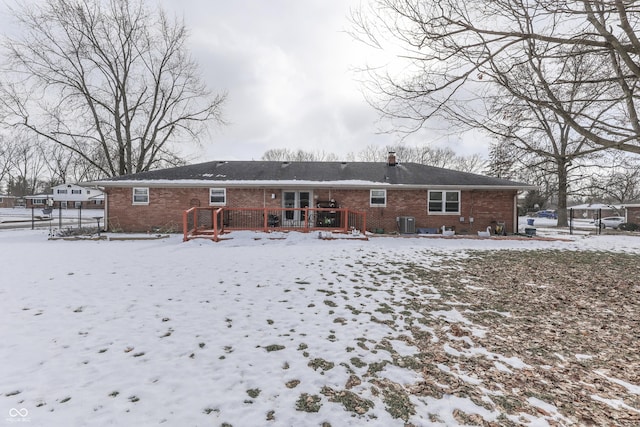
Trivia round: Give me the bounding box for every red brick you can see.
[104,187,518,234]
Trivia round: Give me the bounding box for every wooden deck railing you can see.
[183,206,366,242]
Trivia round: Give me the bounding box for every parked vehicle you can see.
[593,216,626,229]
[536,210,558,219]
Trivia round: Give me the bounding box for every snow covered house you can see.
[91,154,535,235]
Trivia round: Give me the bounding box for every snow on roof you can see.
[568,203,621,210]
[90,160,535,190]
[24,194,52,199]
[92,178,530,190]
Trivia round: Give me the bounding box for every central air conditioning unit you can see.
[398,216,416,234]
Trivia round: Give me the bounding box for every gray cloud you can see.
[165,0,391,159]
[0,0,487,162]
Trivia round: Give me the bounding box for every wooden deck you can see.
[183,207,366,242]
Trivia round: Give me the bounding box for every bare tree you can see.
[409,146,457,169]
[39,143,102,184]
[604,168,640,204]
[355,144,485,173]
[0,136,14,191]
[486,139,519,180]
[453,153,486,174]
[482,55,610,226]
[586,152,640,203]
[352,1,640,155]
[353,144,382,162]
[5,136,48,196]
[0,0,225,178]
[39,144,72,186]
[261,148,338,162]
[261,144,484,173]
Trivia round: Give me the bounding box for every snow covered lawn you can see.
[1,229,639,426]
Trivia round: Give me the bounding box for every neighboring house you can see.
[51,183,104,209]
[24,184,104,210]
[0,195,18,208]
[91,154,535,234]
[25,194,53,209]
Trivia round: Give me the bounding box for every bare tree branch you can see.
[352,0,640,155]
[0,0,226,178]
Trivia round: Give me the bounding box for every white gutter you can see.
[90,179,536,191]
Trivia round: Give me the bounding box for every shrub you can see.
[619,222,639,231]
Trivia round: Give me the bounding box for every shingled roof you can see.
[93,160,533,190]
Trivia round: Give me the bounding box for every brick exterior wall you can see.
[625,206,640,224]
[0,197,16,208]
[317,189,516,234]
[104,186,518,234]
[106,187,208,232]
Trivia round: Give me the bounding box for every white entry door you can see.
[283,191,311,226]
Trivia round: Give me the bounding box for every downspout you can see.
[513,192,519,234]
[98,187,108,232]
[469,190,475,232]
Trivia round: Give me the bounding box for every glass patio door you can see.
[283,191,311,225]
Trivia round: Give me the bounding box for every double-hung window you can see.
[370,189,387,207]
[209,188,226,206]
[428,190,460,214]
[132,187,149,205]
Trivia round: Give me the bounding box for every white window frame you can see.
[209,188,227,206]
[428,190,461,215]
[71,189,82,195]
[57,189,68,194]
[132,187,149,205]
[370,189,387,207]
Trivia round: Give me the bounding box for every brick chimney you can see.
[387,151,397,166]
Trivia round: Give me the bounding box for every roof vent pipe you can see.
[387,151,397,166]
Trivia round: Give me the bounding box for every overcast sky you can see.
[166,0,382,160]
[163,0,491,161]
[0,0,490,162]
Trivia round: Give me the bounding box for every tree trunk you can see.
[556,160,569,228]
